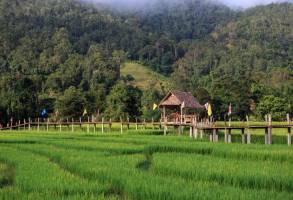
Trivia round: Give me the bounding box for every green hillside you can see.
[172,3,293,119]
[121,62,171,90]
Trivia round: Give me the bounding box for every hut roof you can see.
[159,91,204,109]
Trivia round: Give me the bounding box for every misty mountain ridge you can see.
[79,0,293,11]
[0,0,292,121]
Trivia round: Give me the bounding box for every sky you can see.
[82,0,292,9]
[218,0,292,8]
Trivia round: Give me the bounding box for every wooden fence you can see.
[0,114,292,145]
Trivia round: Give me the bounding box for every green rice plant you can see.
[0,146,112,200]
[1,131,293,199]
[151,152,293,192]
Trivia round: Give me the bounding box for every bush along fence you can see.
[0,114,292,146]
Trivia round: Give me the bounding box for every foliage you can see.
[256,95,291,120]
[1,132,293,199]
[105,83,142,120]
[172,4,293,119]
[55,87,86,119]
[0,0,292,122]
[140,86,163,120]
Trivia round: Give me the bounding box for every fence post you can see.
[265,114,268,144]
[28,118,31,131]
[79,117,82,131]
[287,114,291,146]
[10,118,12,131]
[127,117,130,130]
[72,118,74,132]
[135,118,138,130]
[246,115,251,144]
[109,118,112,132]
[66,118,69,131]
[93,116,96,133]
[120,117,123,134]
[47,118,49,132]
[24,119,26,131]
[268,114,272,145]
[37,118,40,132]
[59,119,62,132]
[102,117,104,133]
[152,118,154,130]
[144,119,146,130]
[87,116,90,133]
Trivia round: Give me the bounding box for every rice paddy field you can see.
[0,128,293,200]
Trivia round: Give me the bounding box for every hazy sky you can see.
[218,0,291,8]
[82,0,292,9]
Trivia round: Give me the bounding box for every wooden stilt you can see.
[200,129,203,139]
[265,128,268,145]
[224,128,228,143]
[247,129,251,144]
[194,128,198,139]
[241,128,246,144]
[163,106,167,136]
[189,126,193,138]
[212,129,218,142]
[209,132,213,142]
[228,129,232,143]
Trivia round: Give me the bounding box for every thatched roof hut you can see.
[159,91,204,123]
[159,91,203,109]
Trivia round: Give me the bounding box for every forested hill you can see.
[172,3,293,118]
[0,0,292,123]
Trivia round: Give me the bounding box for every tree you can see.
[141,86,162,120]
[55,87,86,119]
[105,83,142,120]
[256,95,291,120]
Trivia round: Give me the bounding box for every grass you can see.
[0,130,293,199]
[120,62,171,90]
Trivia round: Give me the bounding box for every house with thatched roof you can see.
[159,91,204,123]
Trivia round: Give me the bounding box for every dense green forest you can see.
[0,0,292,123]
